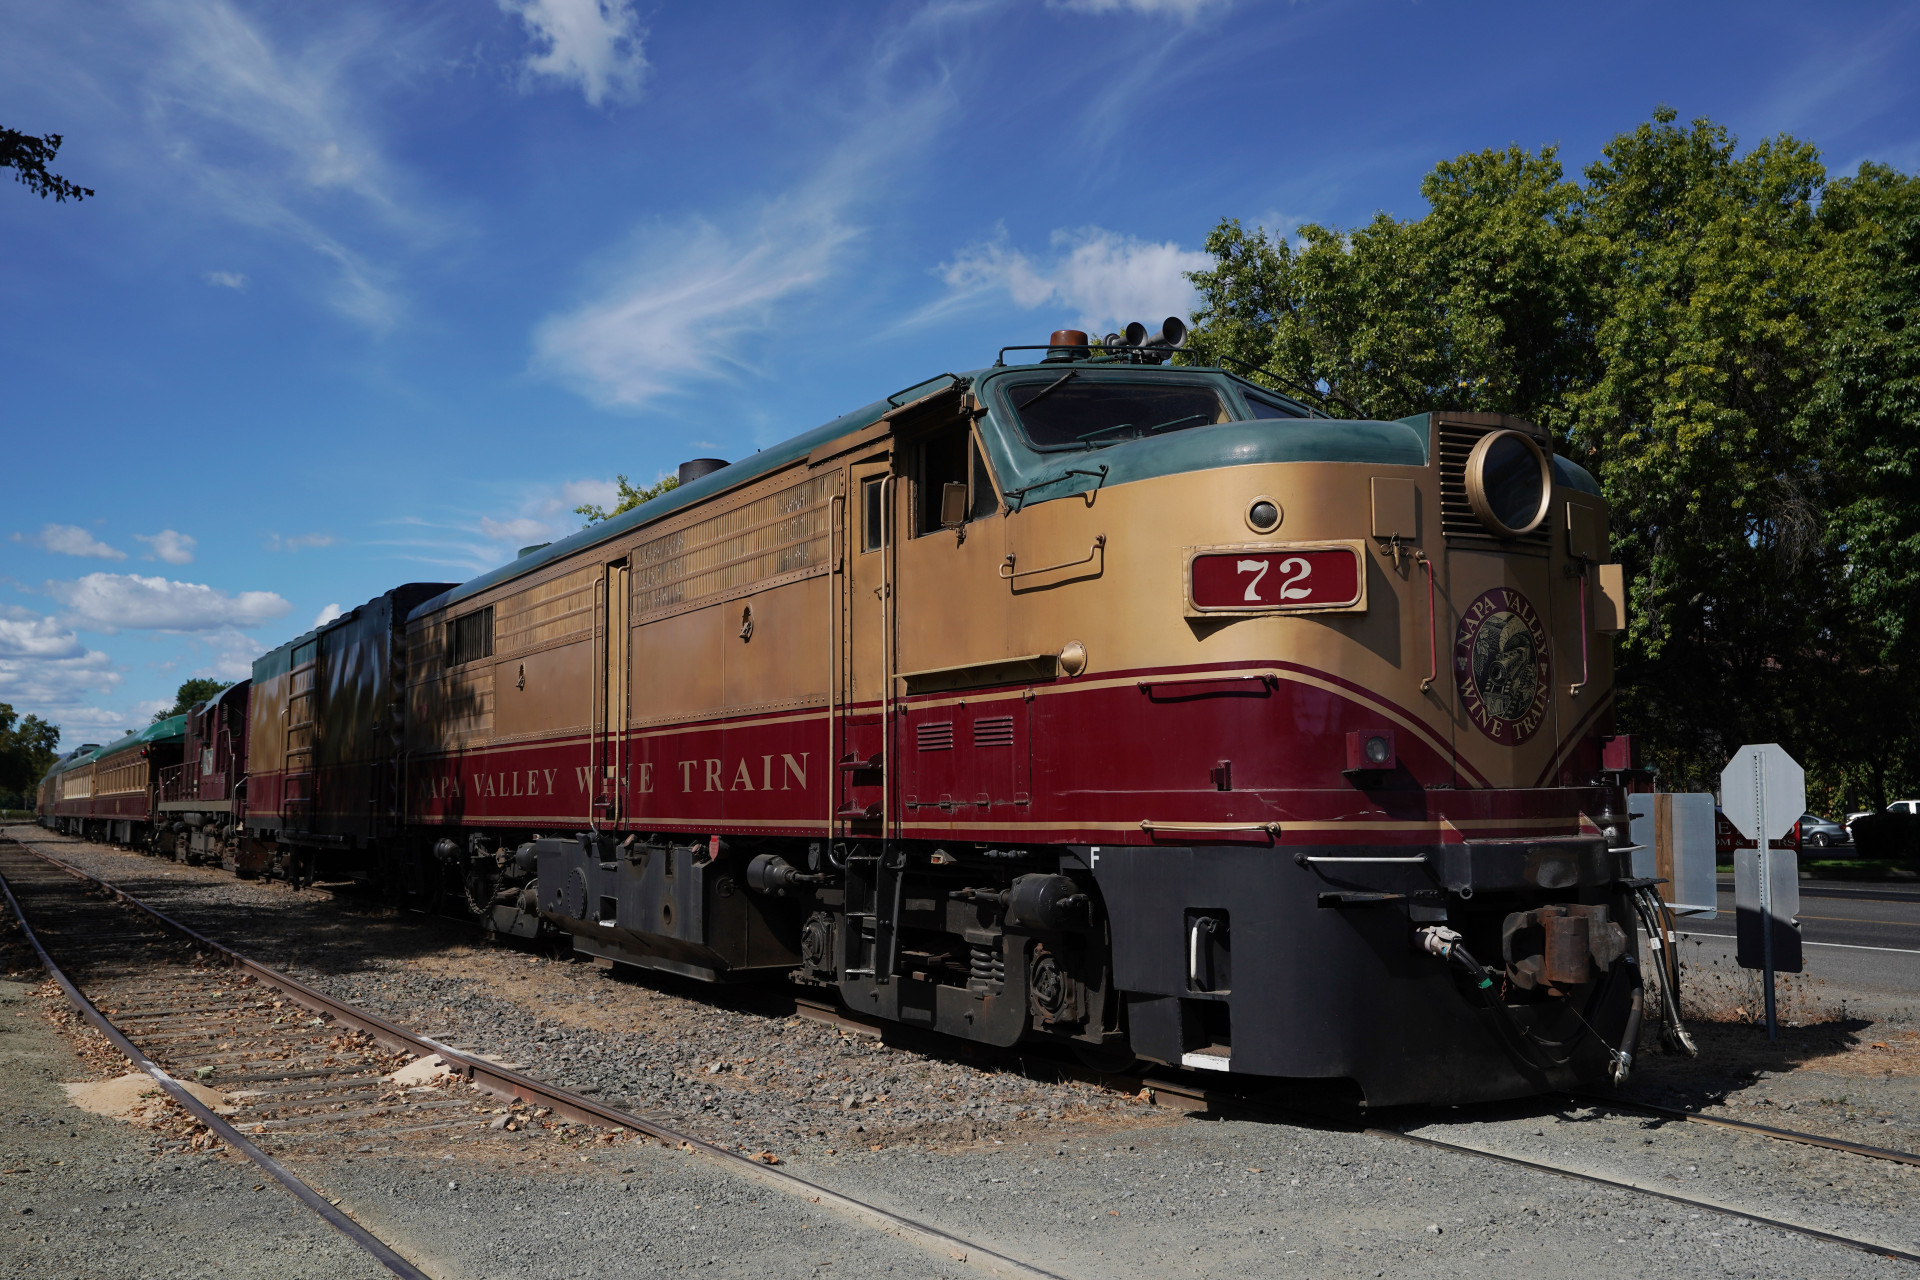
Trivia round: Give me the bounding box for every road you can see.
[1676,877,1920,1005]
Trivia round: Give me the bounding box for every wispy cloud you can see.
[19,524,127,561]
[204,270,248,290]
[135,529,197,565]
[931,225,1208,336]
[500,0,648,106]
[313,603,344,627]
[264,532,339,552]
[479,516,556,544]
[530,20,957,408]
[44,573,291,633]
[1051,0,1228,17]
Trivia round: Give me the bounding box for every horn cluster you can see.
[1102,316,1187,364]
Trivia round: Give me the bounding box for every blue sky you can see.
[4,0,1918,746]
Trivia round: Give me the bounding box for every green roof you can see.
[89,715,187,764]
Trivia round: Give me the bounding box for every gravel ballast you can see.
[10,826,1918,1279]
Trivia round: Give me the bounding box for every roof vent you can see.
[678,457,729,485]
[517,543,550,558]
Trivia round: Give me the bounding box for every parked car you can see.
[1887,800,1920,816]
[1798,814,1852,848]
[1846,811,1874,833]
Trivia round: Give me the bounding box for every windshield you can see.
[1005,377,1231,449]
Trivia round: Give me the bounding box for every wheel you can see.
[1807,832,1828,849]
[1072,1039,1139,1076]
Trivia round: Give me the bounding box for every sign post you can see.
[1720,744,1805,1040]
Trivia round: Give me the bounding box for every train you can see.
[35,322,1655,1107]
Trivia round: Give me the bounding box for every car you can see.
[1797,814,1852,848]
[1886,800,1920,816]
[1846,811,1874,832]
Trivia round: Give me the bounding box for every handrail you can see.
[881,474,895,842]
[1295,853,1430,865]
[1418,553,1437,692]
[999,534,1106,581]
[1140,819,1280,836]
[1137,672,1277,693]
[1005,465,1109,511]
[827,489,844,838]
[1569,561,1591,698]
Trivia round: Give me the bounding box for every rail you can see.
[2,845,1066,1280]
[998,533,1106,581]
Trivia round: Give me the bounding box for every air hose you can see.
[1630,885,1699,1057]
[1418,925,1637,1085]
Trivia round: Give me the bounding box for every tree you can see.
[2,127,93,202]
[576,473,677,524]
[1186,108,1920,810]
[0,703,61,803]
[153,678,228,722]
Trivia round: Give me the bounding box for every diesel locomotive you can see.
[39,323,1649,1106]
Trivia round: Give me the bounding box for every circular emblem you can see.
[1454,587,1551,744]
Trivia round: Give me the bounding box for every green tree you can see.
[1186,108,1920,809]
[2,127,93,202]
[576,473,677,524]
[153,678,228,722]
[0,703,61,803]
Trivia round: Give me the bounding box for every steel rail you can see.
[1126,1073,1920,1267]
[0,858,432,1280]
[3,840,1070,1280]
[1571,1093,1920,1169]
[1373,1128,1920,1267]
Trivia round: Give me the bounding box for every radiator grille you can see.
[972,715,1015,748]
[916,721,954,751]
[1437,418,1553,554]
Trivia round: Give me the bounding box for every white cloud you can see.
[530,30,952,408]
[44,573,291,633]
[480,516,556,544]
[555,478,620,514]
[313,603,344,627]
[189,628,268,682]
[135,529,198,565]
[0,606,125,738]
[1052,0,1227,16]
[22,524,127,561]
[204,270,248,290]
[935,226,1208,336]
[500,0,648,106]
[264,531,338,552]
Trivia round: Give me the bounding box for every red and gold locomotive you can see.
[41,325,1646,1105]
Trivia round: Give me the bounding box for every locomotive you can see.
[39,323,1647,1106]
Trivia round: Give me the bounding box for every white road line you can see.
[1678,930,1920,957]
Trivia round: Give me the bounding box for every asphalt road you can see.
[1675,877,1920,1006]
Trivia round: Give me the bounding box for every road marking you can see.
[1678,931,1920,957]
[1795,913,1920,927]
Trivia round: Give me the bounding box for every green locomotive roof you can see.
[409,358,1601,622]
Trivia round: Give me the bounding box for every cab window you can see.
[914,422,998,535]
[1004,376,1229,451]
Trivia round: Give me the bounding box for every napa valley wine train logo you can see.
[1454,587,1551,745]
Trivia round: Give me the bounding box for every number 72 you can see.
[1236,556,1312,603]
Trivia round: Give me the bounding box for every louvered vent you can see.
[973,715,1015,748]
[1437,417,1553,555]
[916,721,954,752]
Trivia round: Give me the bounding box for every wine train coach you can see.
[41,324,1660,1107]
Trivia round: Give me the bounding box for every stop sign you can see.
[1721,743,1805,842]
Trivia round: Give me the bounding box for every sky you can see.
[4,0,1919,748]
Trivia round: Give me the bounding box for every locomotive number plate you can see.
[1187,542,1365,615]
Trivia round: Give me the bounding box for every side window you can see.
[449,605,494,667]
[916,424,970,536]
[861,477,885,552]
[969,437,999,519]
[1243,393,1303,420]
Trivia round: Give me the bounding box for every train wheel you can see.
[1071,1039,1138,1076]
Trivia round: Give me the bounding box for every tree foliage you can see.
[576,473,678,524]
[0,702,61,803]
[153,678,228,723]
[1,127,93,202]
[1187,109,1920,810]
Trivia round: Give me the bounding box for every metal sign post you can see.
[1720,744,1805,1040]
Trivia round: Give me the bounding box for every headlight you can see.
[1465,429,1553,537]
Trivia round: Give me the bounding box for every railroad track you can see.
[8,832,1917,1272]
[0,838,1069,1280]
